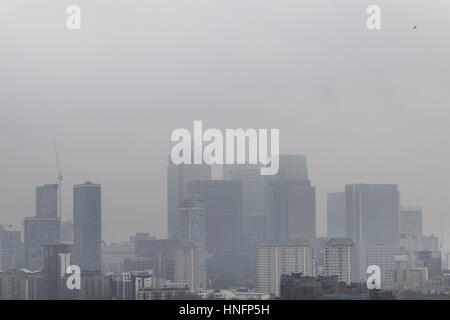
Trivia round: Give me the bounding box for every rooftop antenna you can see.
[53,141,63,219]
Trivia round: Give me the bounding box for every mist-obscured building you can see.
[223,164,265,282]
[187,180,242,288]
[345,184,400,280]
[345,184,400,246]
[43,243,71,299]
[24,184,61,271]
[102,241,135,274]
[270,155,309,181]
[0,226,23,272]
[134,239,180,281]
[421,234,440,252]
[73,182,102,272]
[266,155,316,245]
[267,180,316,244]
[36,184,58,218]
[400,207,423,237]
[167,157,211,241]
[179,198,206,288]
[327,192,346,238]
[123,257,153,273]
[60,220,73,243]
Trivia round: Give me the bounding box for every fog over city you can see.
[1,0,449,247]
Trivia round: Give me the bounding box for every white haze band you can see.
[170,121,280,176]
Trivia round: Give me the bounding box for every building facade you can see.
[73,182,102,272]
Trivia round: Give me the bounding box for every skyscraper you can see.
[223,164,266,283]
[266,155,316,245]
[73,182,102,272]
[345,184,400,246]
[327,192,346,238]
[24,184,61,271]
[43,243,71,299]
[179,198,206,288]
[400,206,423,237]
[167,158,211,241]
[267,180,316,244]
[223,164,265,238]
[187,180,242,288]
[271,155,309,181]
[36,184,58,218]
[0,226,23,272]
[345,184,400,281]
[134,239,180,281]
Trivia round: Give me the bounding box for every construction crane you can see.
[53,141,63,219]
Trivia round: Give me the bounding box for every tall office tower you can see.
[366,244,399,288]
[43,243,71,299]
[179,198,206,288]
[24,184,61,271]
[399,207,423,261]
[266,155,316,245]
[324,238,358,285]
[174,244,200,290]
[248,213,267,247]
[36,184,58,218]
[0,226,23,272]
[327,192,346,238]
[167,156,211,241]
[272,154,309,181]
[400,206,423,237]
[223,164,265,238]
[345,184,400,280]
[134,239,180,280]
[60,220,74,243]
[345,184,400,246]
[256,239,313,297]
[267,180,316,244]
[73,182,102,272]
[223,164,265,283]
[187,180,242,288]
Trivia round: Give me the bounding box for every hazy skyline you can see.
[1,0,449,246]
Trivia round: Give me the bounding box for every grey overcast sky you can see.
[1,0,449,246]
